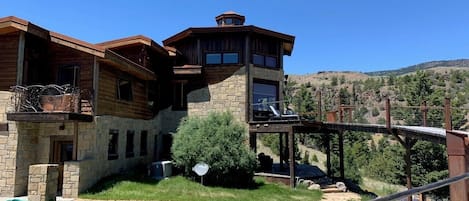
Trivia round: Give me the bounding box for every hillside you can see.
[365,59,469,76]
[288,60,469,129]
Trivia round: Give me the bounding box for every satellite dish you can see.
[192,162,209,176]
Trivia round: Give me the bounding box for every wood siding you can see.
[48,43,94,91]
[0,32,19,90]
[97,64,153,119]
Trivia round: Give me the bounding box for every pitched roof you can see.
[163,25,295,55]
[97,35,167,56]
[0,16,156,80]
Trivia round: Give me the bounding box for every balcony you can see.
[7,84,93,122]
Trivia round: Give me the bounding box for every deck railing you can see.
[9,84,93,114]
[371,172,469,201]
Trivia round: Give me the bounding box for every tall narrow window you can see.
[253,81,278,121]
[58,65,80,86]
[140,131,148,156]
[108,129,119,160]
[126,130,135,158]
[117,79,133,101]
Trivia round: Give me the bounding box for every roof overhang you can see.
[163,25,295,56]
[100,50,157,80]
[98,35,168,56]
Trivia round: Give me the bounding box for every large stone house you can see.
[0,11,294,198]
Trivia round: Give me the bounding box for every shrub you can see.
[171,112,257,187]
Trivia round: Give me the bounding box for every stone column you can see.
[28,164,58,201]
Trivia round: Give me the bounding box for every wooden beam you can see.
[16,31,25,85]
[72,121,78,160]
[325,132,331,177]
[6,112,93,122]
[279,133,284,171]
[339,131,345,181]
[249,132,257,152]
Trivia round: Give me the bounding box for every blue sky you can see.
[3,1,469,75]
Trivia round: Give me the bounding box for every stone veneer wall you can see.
[187,66,247,123]
[62,115,161,198]
[0,91,18,196]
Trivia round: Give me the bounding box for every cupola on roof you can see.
[215,11,245,27]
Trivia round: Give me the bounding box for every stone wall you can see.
[28,164,58,201]
[0,91,18,196]
[187,66,247,123]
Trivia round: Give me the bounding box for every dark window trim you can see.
[140,130,148,156]
[126,130,135,158]
[108,129,119,160]
[117,78,133,101]
[204,51,241,66]
[251,52,279,68]
[252,79,280,121]
[58,65,80,87]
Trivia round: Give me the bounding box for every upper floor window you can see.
[58,65,80,86]
[117,79,133,101]
[205,53,239,65]
[252,54,278,68]
[252,81,279,121]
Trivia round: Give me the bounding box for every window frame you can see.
[117,78,133,101]
[126,130,135,158]
[108,129,119,160]
[252,79,279,121]
[252,53,278,68]
[205,52,240,65]
[58,65,80,87]
[140,130,148,156]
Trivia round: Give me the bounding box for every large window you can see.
[252,54,278,68]
[253,81,278,120]
[117,79,133,101]
[126,130,135,158]
[205,53,239,65]
[108,129,119,160]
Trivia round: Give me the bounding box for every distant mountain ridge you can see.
[365,59,469,76]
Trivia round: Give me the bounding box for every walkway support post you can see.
[339,131,345,181]
[386,98,391,130]
[326,132,331,177]
[288,127,295,188]
[249,131,257,152]
[279,133,284,171]
[445,98,469,200]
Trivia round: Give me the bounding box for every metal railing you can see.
[371,172,469,201]
[9,84,93,114]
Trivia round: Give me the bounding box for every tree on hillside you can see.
[293,84,316,119]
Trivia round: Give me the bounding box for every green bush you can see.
[171,112,257,187]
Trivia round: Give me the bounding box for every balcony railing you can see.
[9,84,93,115]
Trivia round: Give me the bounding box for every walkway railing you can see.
[371,172,469,201]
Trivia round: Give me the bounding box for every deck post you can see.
[288,128,295,188]
[73,121,78,161]
[317,91,322,121]
[339,131,345,181]
[404,138,413,201]
[386,98,391,130]
[326,132,331,177]
[279,133,284,170]
[445,98,469,201]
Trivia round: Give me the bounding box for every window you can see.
[206,53,239,65]
[58,65,80,86]
[223,53,239,64]
[253,54,264,66]
[126,130,135,158]
[140,131,148,156]
[117,79,133,101]
[206,53,221,64]
[265,56,277,68]
[253,81,278,120]
[173,81,187,110]
[252,54,278,68]
[108,129,119,160]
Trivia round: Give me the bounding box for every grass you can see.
[80,175,323,201]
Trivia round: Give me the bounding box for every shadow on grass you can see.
[83,171,162,194]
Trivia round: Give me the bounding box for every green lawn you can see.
[80,175,322,201]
